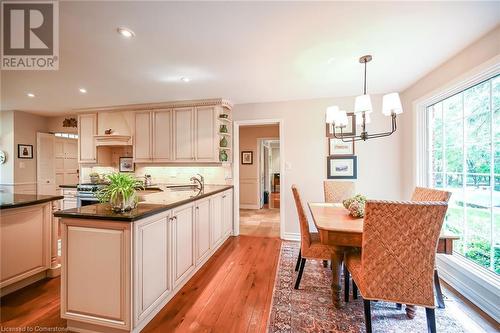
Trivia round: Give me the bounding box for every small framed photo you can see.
[18,144,33,159]
[119,157,134,172]
[326,112,356,137]
[329,138,355,156]
[241,151,253,165]
[327,156,357,179]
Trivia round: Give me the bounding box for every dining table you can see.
[308,202,460,319]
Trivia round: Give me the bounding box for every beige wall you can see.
[0,111,14,183]
[46,115,78,134]
[239,125,279,207]
[233,95,403,237]
[400,25,500,198]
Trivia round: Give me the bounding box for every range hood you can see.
[94,135,132,146]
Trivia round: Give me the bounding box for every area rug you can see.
[268,241,471,333]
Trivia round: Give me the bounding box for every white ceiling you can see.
[1,1,499,115]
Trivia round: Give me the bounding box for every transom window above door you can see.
[428,74,500,275]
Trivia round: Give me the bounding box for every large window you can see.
[428,74,500,275]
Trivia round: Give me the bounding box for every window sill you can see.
[436,254,499,323]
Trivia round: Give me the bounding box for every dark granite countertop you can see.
[54,185,233,222]
[59,184,78,188]
[0,193,64,209]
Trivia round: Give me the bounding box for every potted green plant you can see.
[96,173,143,212]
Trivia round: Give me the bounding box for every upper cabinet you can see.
[133,111,153,163]
[152,110,173,162]
[173,107,195,161]
[195,107,218,162]
[78,113,97,163]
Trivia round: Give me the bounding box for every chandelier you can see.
[326,55,403,141]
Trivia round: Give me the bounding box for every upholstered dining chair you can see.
[344,200,449,333]
[323,180,355,203]
[291,185,339,289]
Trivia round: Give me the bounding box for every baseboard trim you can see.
[436,254,499,323]
[240,204,260,210]
[282,232,300,241]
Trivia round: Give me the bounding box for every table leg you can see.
[405,305,417,319]
[331,251,344,308]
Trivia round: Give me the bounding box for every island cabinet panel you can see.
[78,113,97,163]
[133,111,153,163]
[61,220,131,331]
[173,107,195,161]
[195,106,217,162]
[134,213,171,323]
[172,203,195,287]
[152,109,173,162]
[222,189,233,237]
[0,203,51,288]
[195,197,211,264]
[211,194,223,248]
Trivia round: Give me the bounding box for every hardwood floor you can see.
[1,236,497,333]
[240,208,280,238]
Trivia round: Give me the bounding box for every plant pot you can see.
[110,192,137,212]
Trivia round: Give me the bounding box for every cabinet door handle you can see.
[222,195,226,198]
[196,207,199,210]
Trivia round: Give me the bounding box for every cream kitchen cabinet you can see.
[78,113,97,163]
[222,190,233,237]
[211,193,223,248]
[152,109,173,162]
[173,107,195,161]
[171,203,195,288]
[195,106,218,162]
[194,197,211,265]
[133,111,153,163]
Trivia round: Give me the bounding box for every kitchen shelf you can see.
[218,117,232,123]
[218,147,231,150]
[218,132,231,136]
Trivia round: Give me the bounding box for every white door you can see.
[195,107,217,162]
[134,111,152,163]
[222,190,233,237]
[172,203,195,287]
[211,194,223,248]
[152,109,172,162]
[195,197,211,264]
[55,138,79,186]
[37,133,56,195]
[173,107,194,161]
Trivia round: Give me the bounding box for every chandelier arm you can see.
[335,126,362,142]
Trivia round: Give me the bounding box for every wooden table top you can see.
[308,202,460,240]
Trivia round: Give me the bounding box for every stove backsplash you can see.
[80,165,233,185]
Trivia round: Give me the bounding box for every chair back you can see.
[360,200,449,307]
[323,180,355,203]
[291,185,312,250]
[411,187,451,202]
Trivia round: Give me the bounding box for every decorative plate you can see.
[0,150,5,164]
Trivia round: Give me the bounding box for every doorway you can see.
[234,121,283,238]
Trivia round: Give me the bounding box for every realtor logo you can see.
[1,1,59,70]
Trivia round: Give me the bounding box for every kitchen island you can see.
[0,193,64,296]
[54,185,233,333]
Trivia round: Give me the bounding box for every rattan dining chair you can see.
[344,200,449,333]
[292,185,339,289]
[323,180,355,203]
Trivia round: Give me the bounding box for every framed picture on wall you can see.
[329,138,354,155]
[241,151,253,165]
[326,112,356,137]
[327,156,357,179]
[119,157,134,172]
[17,144,33,159]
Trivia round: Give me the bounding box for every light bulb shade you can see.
[382,92,403,116]
[354,94,373,114]
[356,112,371,125]
[326,105,339,124]
[336,110,348,127]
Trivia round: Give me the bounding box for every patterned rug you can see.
[268,241,471,333]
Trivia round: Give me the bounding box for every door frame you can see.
[257,138,278,208]
[232,119,285,239]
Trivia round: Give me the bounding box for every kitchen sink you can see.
[167,184,201,191]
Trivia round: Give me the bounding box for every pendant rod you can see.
[363,60,367,95]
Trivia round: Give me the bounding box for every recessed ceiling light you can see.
[79,88,87,94]
[117,27,135,38]
[181,77,191,82]
[27,93,35,98]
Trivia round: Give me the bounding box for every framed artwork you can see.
[17,144,33,159]
[329,138,355,156]
[241,151,253,165]
[326,112,356,137]
[119,157,134,172]
[327,156,357,179]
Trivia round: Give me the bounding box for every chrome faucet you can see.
[190,173,204,191]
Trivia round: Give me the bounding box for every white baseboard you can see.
[436,254,499,323]
[240,204,260,210]
[282,232,300,241]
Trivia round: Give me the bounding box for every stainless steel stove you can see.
[76,183,107,207]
